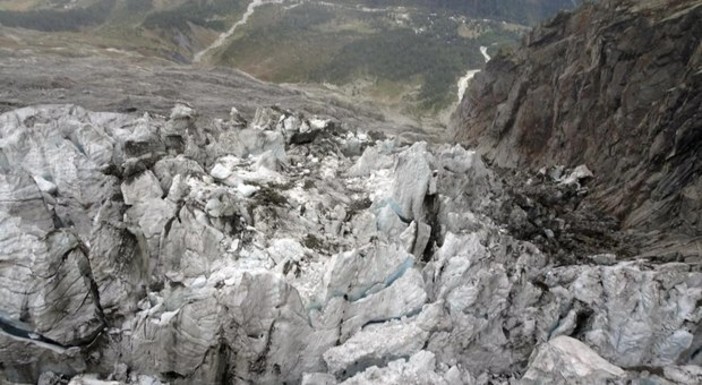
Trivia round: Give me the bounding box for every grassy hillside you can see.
[0,0,245,55]
[0,0,574,117]
[213,1,523,114]
[0,0,115,31]
[334,0,579,25]
[141,0,245,32]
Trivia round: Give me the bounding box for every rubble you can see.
[0,104,699,385]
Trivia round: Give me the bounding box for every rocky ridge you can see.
[0,102,700,385]
[452,0,702,250]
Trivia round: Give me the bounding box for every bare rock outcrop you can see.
[452,0,702,241]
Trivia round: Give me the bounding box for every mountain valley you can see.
[0,0,700,384]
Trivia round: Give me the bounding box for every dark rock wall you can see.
[452,0,702,236]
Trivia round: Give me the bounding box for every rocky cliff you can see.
[452,0,702,243]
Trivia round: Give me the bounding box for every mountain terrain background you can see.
[0,0,578,122]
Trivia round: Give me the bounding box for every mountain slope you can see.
[337,0,580,25]
[0,0,577,115]
[452,0,702,241]
[1,2,702,384]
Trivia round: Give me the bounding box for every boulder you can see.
[521,336,626,385]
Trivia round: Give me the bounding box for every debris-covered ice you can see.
[0,104,699,385]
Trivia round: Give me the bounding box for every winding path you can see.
[193,0,287,63]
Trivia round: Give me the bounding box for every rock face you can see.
[452,0,702,238]
[521,336,627,384]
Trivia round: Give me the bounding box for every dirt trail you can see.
[193,0,287,63]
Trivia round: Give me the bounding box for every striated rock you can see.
[662,366,702,385]
[452,0,702,240]
[521,336,626,384]
[67,374,165,385]
[152,155,204,193]
[323,303,444,378]
[0,103,699,385]
[337,350,460,385]
[208,128,287,166]
[121,170,163,205]
[347,144,394,177]
[250,106,281,131]
[559,164,593,188]
[390,142,433,221]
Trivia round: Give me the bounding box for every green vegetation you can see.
[216,4,348,81]
[216,2,521,112]
[314,28,482,110]
[0,0,567,116]
[142,0,246,32]
[329,0,579,25]
[125,0,153,14]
